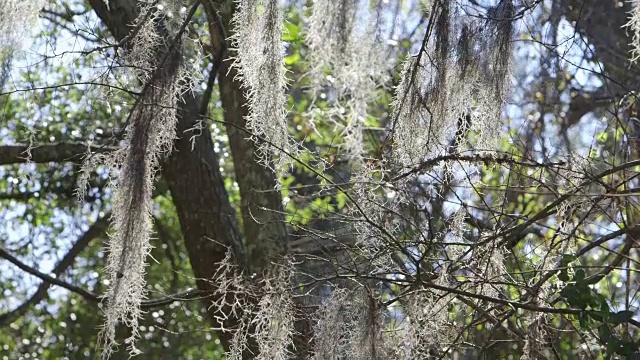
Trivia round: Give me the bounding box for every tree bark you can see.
[216,1,289,271]
[89,0,248,351]
[0,142,116,165]
[562,0,640,92]
[163,95,246,349]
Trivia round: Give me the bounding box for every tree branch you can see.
[0,245,99,301]
[0,142,117,165]
[0,213,109,324]
[391,153,566,182]
[0,214,211,325]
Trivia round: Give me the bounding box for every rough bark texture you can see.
[0,142,116,165]
[563,0,640,93]
[89,0,139,43]
[163,95,246,349]
[216,1,289,271]
[89,0,248,351]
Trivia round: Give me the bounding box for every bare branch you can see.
[0,213,211,325]
[0,142,117,165]
[0,213,109,324]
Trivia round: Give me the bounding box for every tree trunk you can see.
[216,1,289,271]
[89,0,252,352]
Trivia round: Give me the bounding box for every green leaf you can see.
[605,337,620,358]
[284,52,301,66]
[628,351,640,360]
[560,284,594,310]
[598,324,611,343]
[558,270,570,282]
[578,311,589,329]
[282,22,300,41]
[589,310,605,322]
[611,310,634,325]
[560,253,576,267]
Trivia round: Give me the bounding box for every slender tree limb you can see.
[0,219,212,325]
[584,231,640,285]
[525,224,640,298]
[0,142,117,165]
[0,245,100,301]
[0,214,110,324]
[199,0,226,117]
[0,186,101,202]
[562,87,613,128]
[41,14,101,43]
[412,279,640,327]
[391,153,566,182]
[0,191,43,201]
[0,245,211,313]
[0,81,140,97]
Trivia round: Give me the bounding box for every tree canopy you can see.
[2,0,640,359]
